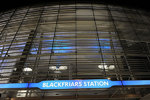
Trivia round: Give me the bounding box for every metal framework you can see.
[0,1,150,99]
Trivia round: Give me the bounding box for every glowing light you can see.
[98,63,115,70]
[23,68,32,72]
[0,79,150,89]
[59,66,67,70]
[98,64,107,69]
[49,66,57,70]
[49,66,67,71]
[0,83,28,88]
[109,65,115,70]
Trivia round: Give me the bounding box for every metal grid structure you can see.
[0,1,150,99]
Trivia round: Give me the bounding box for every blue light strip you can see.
[0,83,28,88]
[122,80,150,86]
[0,80,150,89]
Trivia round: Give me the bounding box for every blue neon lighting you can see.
[41,46,111,50]
[0,83,28,88]
[122,80,150,86]
[54,50,75,53]
[0,79,150,89]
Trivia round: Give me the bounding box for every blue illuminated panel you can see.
[29,79,121,89]
[0,83,28,88]
[122,80,150,86]
[0,79,150,89]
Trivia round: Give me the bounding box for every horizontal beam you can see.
[7,94,141,100]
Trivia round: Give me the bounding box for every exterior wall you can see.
[0,2,150,99]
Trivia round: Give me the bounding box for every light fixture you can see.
[49,66,57,70]
[109,65,115,70]
[98,64,107,69]
[23,67,32,72]
[98,63,115,70]
[59,66,67,70]
[49,66,67,71]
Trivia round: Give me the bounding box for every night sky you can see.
[0,0,150,12]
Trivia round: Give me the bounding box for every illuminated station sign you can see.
[0,79,150,89]
[29,79,120,89]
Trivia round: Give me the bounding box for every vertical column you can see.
[42,1,61,98]
[0,10,16,40]
[0,10,16,67]
[10,6,45,83]
[106,5,135,80]
[75,0,78,79]
[91,1,107,78]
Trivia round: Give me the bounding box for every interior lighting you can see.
[59,66,67,70]
[49,66,57,70]
[109,65,115,70]
[23,67,32,72]
[98,63,115,70]
[49,66,67,71]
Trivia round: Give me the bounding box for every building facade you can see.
[0,1,150,99]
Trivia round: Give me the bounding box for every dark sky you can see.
[0,0,150,12]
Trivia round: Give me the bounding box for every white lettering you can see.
[54,82,57,87]
[94,81,97,86]
[43,83,48,87]
[62,82,65,87]
[49,83,53,87]
[84,82,87,86]
[65,82,68,86]
[75,82,78,86]
[87,82,90,86]
[103,81,109,86]
[71,82,75,86]
[90,82,94,86]
[58,82,61,87]
[79,82,82,86]
[97,81,109,86]
[42,80,109,89]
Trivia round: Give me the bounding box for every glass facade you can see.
[0,1,150,99]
